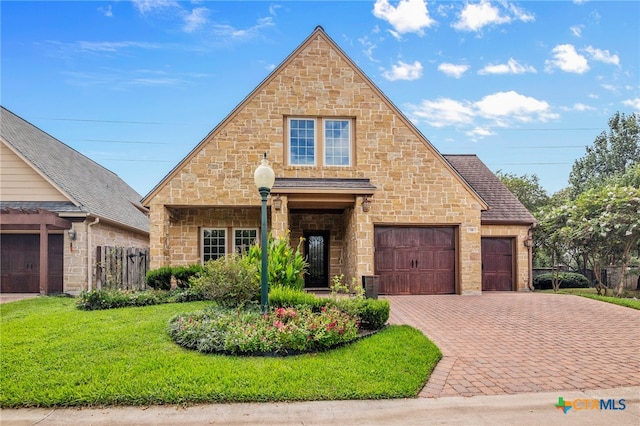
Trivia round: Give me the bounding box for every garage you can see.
[0,234,63,293]
[481,237,514,291]
[374,226,456,295]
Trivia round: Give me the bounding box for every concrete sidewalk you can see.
[2,387,638,425]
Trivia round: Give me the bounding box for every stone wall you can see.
[146,32,486,293]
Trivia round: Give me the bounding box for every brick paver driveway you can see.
[387,293,640,398]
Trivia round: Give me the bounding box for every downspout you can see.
[527,225,535,291]
[87,217,100,291]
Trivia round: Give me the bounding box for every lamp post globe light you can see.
[254,153,275,313]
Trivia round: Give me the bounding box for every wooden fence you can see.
[95,246,150,290]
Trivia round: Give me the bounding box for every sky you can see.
[2,0,639,198]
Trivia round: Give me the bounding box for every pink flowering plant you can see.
[169,304,359,355]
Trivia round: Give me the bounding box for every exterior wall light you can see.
[361,196,371,212]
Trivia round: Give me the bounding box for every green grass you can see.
[0,297,441,407]
[541,287,640,310]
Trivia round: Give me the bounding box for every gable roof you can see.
[0,106,149,233]
[444,154,536,225]
[141,26,487,210]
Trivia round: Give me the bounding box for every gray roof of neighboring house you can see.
[444,154,536,224]
[1,106,149,233]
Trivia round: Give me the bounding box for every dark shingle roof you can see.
[1,106,149,233]
[444,154,536,224]
[273,178,376,193]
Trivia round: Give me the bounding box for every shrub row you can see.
[145,264,203,291]
[76,288,205,310]
[534,272,590,290]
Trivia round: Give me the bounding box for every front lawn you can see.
[0,297,440,407]
[541,287,640,310]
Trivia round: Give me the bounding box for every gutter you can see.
[87,217,99,291]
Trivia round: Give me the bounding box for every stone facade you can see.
[63,219,149,295]
[143,28,533,295]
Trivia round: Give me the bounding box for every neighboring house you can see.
[0,106,149,295]
[142,27,535,295]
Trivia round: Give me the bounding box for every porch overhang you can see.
[271,178,376,209]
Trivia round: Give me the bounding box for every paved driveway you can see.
[387,293,640,398]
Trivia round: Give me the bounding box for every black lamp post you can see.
[253,153,275,314]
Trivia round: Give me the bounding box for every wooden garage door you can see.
[0,234,63,293]
[482,238,513,291]
[375,227,455,295]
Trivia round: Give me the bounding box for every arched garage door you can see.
[374,226,455,295]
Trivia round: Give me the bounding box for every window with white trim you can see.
[287,117,352,167]
[233,228,258,255]
[202,228,226,263]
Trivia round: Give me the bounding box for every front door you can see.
[304,231,329,288]
[482,237,514,291]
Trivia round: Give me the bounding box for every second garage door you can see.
[374,226,455,295]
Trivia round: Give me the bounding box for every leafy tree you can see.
[569,112,640,195]
[542,185,640,297]
[496,171,549,213]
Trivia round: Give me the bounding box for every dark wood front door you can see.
[375,227,456,295]
[482,238,514,291]
[304,231,329,288]
[0,234,64,293]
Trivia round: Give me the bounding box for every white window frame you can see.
[323,118,351,166]
[201,228,226,263]
[287,117,353,167]
[233,228,258,255]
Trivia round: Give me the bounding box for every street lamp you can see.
[254,153,275,313]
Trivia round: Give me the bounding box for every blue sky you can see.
[2,1,639,197]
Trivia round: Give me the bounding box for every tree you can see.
[569,112,640,195]
[548,185,640,297]
[496,171,549,213]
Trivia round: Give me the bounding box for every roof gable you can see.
[142,26,486,210]
[0,106,149,233]
[444,155,536,224]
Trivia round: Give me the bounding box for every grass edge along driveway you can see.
[0,297,441,407]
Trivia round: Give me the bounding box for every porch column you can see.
[149,204,170,268]
[39,224,49,294]
[355,196,374,278]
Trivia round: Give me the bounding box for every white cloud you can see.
[132,0,178,14]
[183,7,209,33]
[505,3,535,23]
[465,127,495,138]
[212,17,275,40]
[622,98,640,111]
[382,60,423,81]
[584,46,620,66]
[98,5,113,17]
[572,103,595,111]
[373,0,436,35]
[438,63,469,78]
[359,36,378,62]
[75,41,163,53]
[479,58,536,75]
[452,1,507,32]
[570,24,583,37]
[474,91,558,122]
[545,44,589,74]
[408,98,475,127]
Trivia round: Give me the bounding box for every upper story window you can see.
[287,117,352,167]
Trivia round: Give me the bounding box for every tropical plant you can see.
[246,232,308,290]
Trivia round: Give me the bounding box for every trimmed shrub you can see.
[268,285,325,310]
[76,288,206,310]
[332,297,390,331]
[172,264,203,288]
[189,254,259,308]
[534,272,590,290]
[145,266,173,291]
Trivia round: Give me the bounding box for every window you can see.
[202,229,226,262]
[201,228,258,263]
[324,119,351,166]
[287,117,352,167]
[289,119,316,165]
[234,228,258,255]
